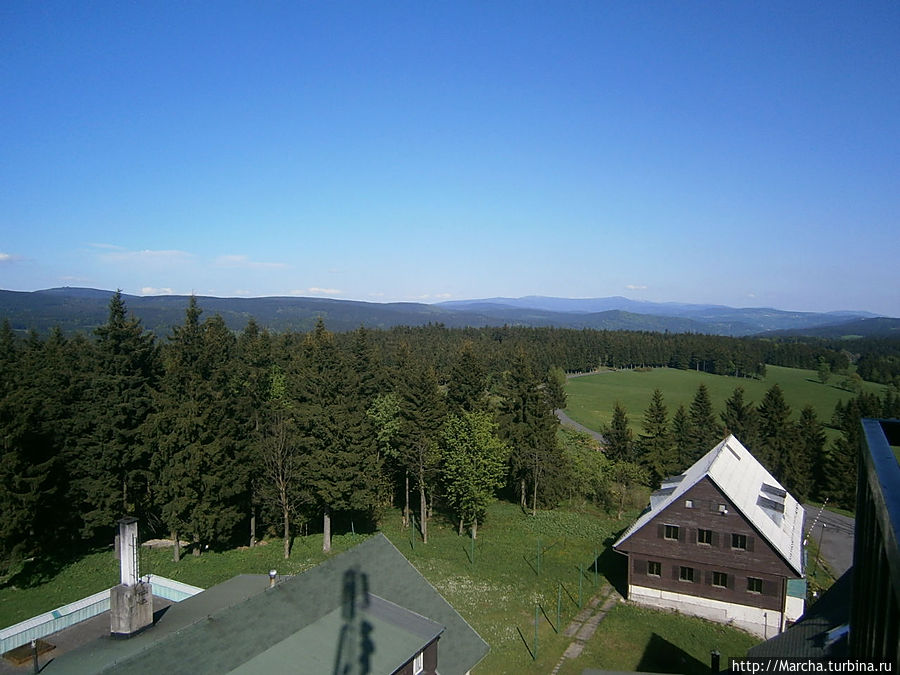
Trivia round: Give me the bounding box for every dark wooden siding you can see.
[618,476,798,612]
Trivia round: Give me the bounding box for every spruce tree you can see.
[604,402,634,463]
[75,291,160,538]
[638,389,675,485]
[720,386,760,451]
[757,384,798,492]
[687,384,721,461]
[671,404,693,470]
[498,349,561,515]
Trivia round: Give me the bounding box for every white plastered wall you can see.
[629,584,790,639]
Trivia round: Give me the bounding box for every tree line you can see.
[0,294,893,581]
[598,382,900,511]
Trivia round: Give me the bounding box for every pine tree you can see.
[797,406,825,502]
[687,384,721,461]
[757,384,798,491]
[447,340,486,414]
[604,402,634,463]
[638,389,675,485]
[396,356,445,543]
[720,386,760,451]
[671,404,693,470]
[74,291,160,538]
[499,349,561,515]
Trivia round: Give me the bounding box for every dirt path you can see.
[549,584,622,674]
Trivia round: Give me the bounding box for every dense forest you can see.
[1,294,896,583]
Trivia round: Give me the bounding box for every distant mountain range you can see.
[0,287,896,338]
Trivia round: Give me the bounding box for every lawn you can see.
[564,365,886,438]
[0,502,761,673]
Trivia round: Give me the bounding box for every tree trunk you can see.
[472,518,478,540]
[532,474,538,517]
[403,470,410,528]
[172,530,180,563]
[250,512,256,548]
[520,478,527,510]
[323,506,332,553]
[459,516,464,536]
[192,534,201,556]
[419,466,428,544]
[283,508,291,559]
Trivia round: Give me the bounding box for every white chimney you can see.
[110,517,153,637]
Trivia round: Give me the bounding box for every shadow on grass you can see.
[516,625,535,660]
[595,534,628,598]
[636,633,711,674]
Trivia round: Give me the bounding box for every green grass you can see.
[0,502,761,673]
[557,603,759,674]
[564,365,887,438]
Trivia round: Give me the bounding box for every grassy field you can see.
[0,502,761,673]
[565,365,887,438]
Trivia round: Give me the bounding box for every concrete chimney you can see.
[110,517,153,637]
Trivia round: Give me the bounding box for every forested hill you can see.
[0,287,888,337]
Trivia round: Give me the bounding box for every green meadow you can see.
[564,365,887,437]
[0,502,759,673]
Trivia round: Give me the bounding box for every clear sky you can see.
[2,2,898,315]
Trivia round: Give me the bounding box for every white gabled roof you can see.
[614,434,805,576]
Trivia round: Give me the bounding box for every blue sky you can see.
[2,2,898,315]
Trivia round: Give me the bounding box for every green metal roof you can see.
[47,534,489,675]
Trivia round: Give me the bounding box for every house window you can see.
[647,560,661,576]
[679,566,694,582]
[732,533,747,550]
[712,571,728,588]
[747,577,763,594]
[697,528,713,545]
[717,503,728,515]
[413,650,424,675]
[685,499,693,508]
[664,525,679,540]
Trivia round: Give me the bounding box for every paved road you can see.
[557,370,612,444]
[556,409,606,444]
[803,504,855,578]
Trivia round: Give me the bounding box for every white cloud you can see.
[307,287,343,295]
[96,246,193,264]
[0,252,20,264]
[433,293,452,299]
[626,284,648,291]
[234,289,252,296]
[140,286,174,295]
[215,254,287,269]
[368,292,386,298]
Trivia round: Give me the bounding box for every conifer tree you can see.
[720,386,760,451]
[797,405,826,502]
[604,402,634,463]
[671,404,693,469]
[687,384,721,461]
[75,291,160,537]
[397,356,445,543]
[499,349,561,515]
[638,389,675,485]
[757,384,798,490]
[447,340,486,414]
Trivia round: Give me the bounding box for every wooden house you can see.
[614,435,806,638]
